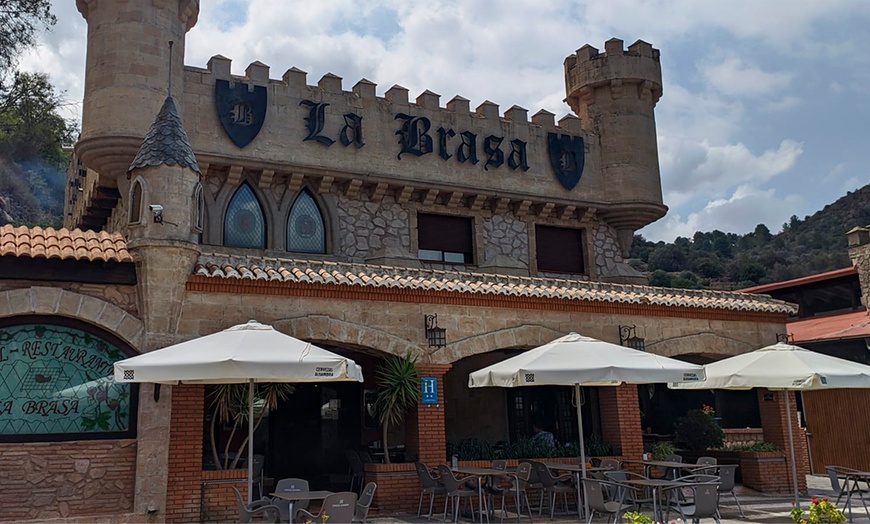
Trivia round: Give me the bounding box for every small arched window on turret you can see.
[128,178,144,225]
[224,183,266,249]
[192,182,204,233]
[286,189,326,253]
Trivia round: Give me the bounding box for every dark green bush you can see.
[673,409,724,451]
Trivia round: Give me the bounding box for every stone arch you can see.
[436,324,564,364]
[646,331,755,360]
[0,286,145,351]
[273,315,423,359]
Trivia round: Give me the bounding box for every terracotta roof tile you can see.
[0,225,133,263]
[194,255,798,315]
[789,310,870,343]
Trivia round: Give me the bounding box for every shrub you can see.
[673,409,724,451]
[720,441,780,452]
[651,441,676,461]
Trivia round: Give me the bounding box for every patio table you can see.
[841,471,870,522]
[270,490,334,524]
[621,458,688,479]
[452,466,510,523]
[543,463,609,519]
[618,478,683,522]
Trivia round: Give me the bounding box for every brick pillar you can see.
[406,364,451,465]
[165,384,205,523]
[758,389,809,494]
[598,385,643,459]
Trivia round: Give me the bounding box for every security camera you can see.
[149,204,163,223]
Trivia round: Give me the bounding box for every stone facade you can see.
[848,226,870,310]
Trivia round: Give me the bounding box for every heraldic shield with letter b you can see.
[215,79,267,148]
[547,132,585,190]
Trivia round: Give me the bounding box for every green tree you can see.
[374,352,421,463]
[0,0,56,82]
[648,244,688,272]
[648,269,672,287]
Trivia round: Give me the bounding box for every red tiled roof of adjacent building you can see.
[0,225,132,263]
[739,267,858,293]
[789,309,870,343]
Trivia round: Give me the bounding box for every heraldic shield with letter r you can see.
[547,132,585,190]
[215,79,267,148]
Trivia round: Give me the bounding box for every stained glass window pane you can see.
[287,190,325,253]
[224,184,265,248]
[0,323,133,438]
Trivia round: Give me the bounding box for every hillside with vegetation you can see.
[630,183,870,290]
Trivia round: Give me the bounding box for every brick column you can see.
[165,384,205,523]
[406,364,452,465]
[598,385,643,459]
[758,389,808,494]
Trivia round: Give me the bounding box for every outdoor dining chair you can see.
[663,481,720,524]
[438,464,488,523]
[270,477,310,523]
[581,477,636,524]
[346,449,366,494]
[603,470,654,510]
[694,456,718,475]
[598,458,620,471]
[415,462,447,521]
[353,481,377,523]
[531,461,575,518]
[486,461,534,523]
[716,464,744,518]
[295,491,357,524]
[232,486,280,523]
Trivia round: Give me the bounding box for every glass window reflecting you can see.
[224,183,266,249]
[287,190,326,253]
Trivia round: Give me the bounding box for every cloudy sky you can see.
[21,0,870,241]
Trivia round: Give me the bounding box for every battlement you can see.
[564,38,663,114]
[192,55,582,132]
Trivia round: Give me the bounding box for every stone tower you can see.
[564,38,665,255]
[75,0,199,181]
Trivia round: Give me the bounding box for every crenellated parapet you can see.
[564,38,663,116]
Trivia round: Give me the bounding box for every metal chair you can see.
[486,461,534,523]
[346,449,366,493]
[598,458,620,471]
[581,477,636,524]
[694,456,717,475]
[415,462,447,521]
[295,492,357,524]
[603,470,654,510]
[270,477,309,523]
[438,464,487,523]
[232,486,280,523]
[531,461,575,518]
[353,481,377,523]
[716,464,745,518]
[664,481,721,524]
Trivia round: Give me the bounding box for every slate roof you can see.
[127,96,201,176]
[0,225,133,262]
[194,255,798,314]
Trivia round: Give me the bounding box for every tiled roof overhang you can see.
[190,255,797,321]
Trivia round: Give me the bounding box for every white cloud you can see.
[701,57,793,97]
[641,185,804,241]
[764,96,801,112]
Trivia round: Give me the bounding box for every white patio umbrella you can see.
[670,341,870,508]
[468,332,705,516]
[114,320,364,502]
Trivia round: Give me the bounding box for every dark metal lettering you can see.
[339,112,365,148]
[508,139,530,171]
[0,400,11,415]
[483,135,504,171]
[456,131,478,164]
[395,113,433,159]
[437,127,455,160]
[300,100,335,146]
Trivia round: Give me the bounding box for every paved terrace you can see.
[369,475,870,523]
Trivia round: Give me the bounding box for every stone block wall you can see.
[0,439,136,521]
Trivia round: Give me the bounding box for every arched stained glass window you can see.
[129,179,143,224]
[286,190,326,253]
[224,183,266,248]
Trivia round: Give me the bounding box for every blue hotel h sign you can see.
[421,377,438,405]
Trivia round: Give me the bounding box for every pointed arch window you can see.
[192,182,204,233]
[224,183,266,248]
[129,179,143,225]
[286,190,326,253]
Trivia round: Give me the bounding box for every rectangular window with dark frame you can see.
[535,225,586,274]
[417,213,474,264]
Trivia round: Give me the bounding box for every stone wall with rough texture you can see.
[0,281,139,317]
[0,440,136,521]
[335,194,410,260]
[848,232,870,310]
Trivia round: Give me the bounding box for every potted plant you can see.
[207,383,294,469]
[790,497,846,523]
[374,352,421,463]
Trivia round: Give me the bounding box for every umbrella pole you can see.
[248,379,254,504]
[575,384,588,519]
[785,391,801,508]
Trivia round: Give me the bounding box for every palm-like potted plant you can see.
[373,352,421,464]
[207,383,295,469]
